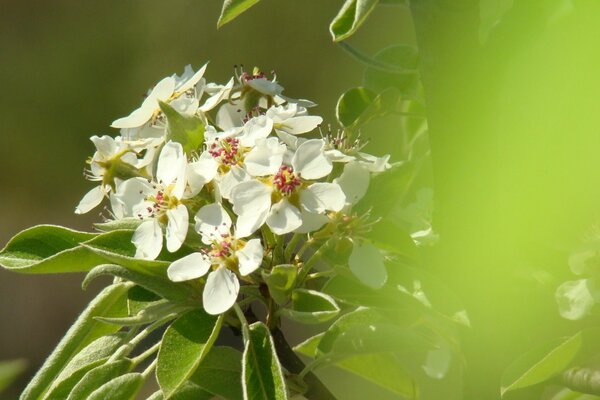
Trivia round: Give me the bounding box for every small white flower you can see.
[266,103,322,136]
[230,139,346,236]
[167,203,264,315]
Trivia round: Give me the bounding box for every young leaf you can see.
[21,283,130,400]
[330,0,379,42]
[501,332,583,396]
[243,322,288,400]
[94,218,142,232]
[86,373,144,400]
[0,359,27,393]
[279,289,340,324]
[43,358,107,400]
[67,359,132,400]
[363,44,419,96]
[159,101,205,155]
[188,346,243,400]
[217,0,261,28]
[262,264,297,305]
[0,225,105,274]
[156,310,223,399]
[336,87,377,128]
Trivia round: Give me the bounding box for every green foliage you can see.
[330,0,380,42]
[336,87,377,128]
[187,346,243,399]
[86,373,144,400]
[217,0,261,28]
[243,322,288,400]
[262,264,297,306]
[159,101,206,155]
[501,332,582,397]
[20,284,130,400]
[0,359,27,393]
[278,289,340,324]
[156,310,223,399]
[67,359,132,400]
[363,44,419,96]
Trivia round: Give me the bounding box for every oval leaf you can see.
[330,0,380,42]
[67,359,133,400]
[262,264,297,305]
[279,289,340,324]
[188,346,243,399]
[217,0,261,28]
[501,332,583,396]
[363,44,419,96]
[156,310,223,399]
[87,373,144,400]
[336,87,377,128]
[243,322,288,400]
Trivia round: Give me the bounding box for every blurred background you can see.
[0,0,412,398]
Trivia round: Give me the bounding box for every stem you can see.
[297,238,335,284]
[142,358,158,379]
[233,303,250,341]
[271,328,336,400]
[131,342,161,367]
[284,233,303,262]
[337,41,418,74]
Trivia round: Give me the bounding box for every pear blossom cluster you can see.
[76,63,391,315]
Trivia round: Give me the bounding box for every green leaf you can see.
[479,0,513,43]
[170,383,214,400]
[0,225,105,274]
[82,264,196,302]
[67,359,132,400]
[21,283,130,400]
[94,218,142,232]
[293,333,324,358]
[95,300,192,327]
[217,0,261,28]
[330,0,379,42]
[159,101,205,154]
[243,322,288,400]
[336,87,377,127]
[363,44,419,96]
[262,264,297,305]
[87,373,144,400]
[156,310,223,399]
[351,87,400,129]
[0,359,27,393]
[279,289,340,324]
[188,346,243,399]
[501,332,583,396]
[43,359,107,400]
[127,285,162,316]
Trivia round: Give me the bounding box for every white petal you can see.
[300,182,346,213]
[177,63,208,93]
[244,137,285,177]
[237,239,263,276]
[235,208,270,238]
[167,253,211,282]
[333,162,370,205]
[166,204,189,252]
[230,180,272,217]
[246,78,283,96]
[90,135,117,159]
[349,242,387,289]
[186,156,218,197]
[216,102,244,131]
[170,96,199,116]
[111,107,154,129]
[276,130,306,151]
[293,210,329,234]
[266,199,302,235]
[112,177,152,217]
[240,115,273,147]
[133,219,163,260]
[276,116,322,135]
[157,141,186,188]
[75,185,106,214]
[219,166,250,199]
[195,203,232,243]
[148,76,176,102]
[199,78,234,112]
[203,267,240,315]
[266,103,298,121]
[292,139,332,180]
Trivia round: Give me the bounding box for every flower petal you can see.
[235,208,270,238]
[219,166,250,200]
[237,239,263,276]
[199,78,234,112]
[292,139,332,180]
[240,115,273,147]
[300,182,346,213]
[203,267,240,315]
[167,252,211,282]
[186,155,218,197]
[133,219,163,260]
[166,204,189,252]
[244,137,285,177]
[195,203,232,243]
[177,62,208,93]
[90,135,117,159]
[349,242,387,289]
[266,199,302,235]
[276,116,322,135]
[333,161,370,205]
[157,141,186,187]
[293,210,329,234]
[230,180,272,217]
[75,185,107,215]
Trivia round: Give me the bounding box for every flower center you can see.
[273,165,302,196]
[141,187,179,219]
[208,137,242,166]
[208,234,234,259]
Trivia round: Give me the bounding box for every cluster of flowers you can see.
[75,63,390,315]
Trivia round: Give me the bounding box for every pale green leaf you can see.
[21,283,130,400]
[156,310,223,399]
[217,0,261,28]
[67,359,132,400]
[43,359,107,400]
[279,289,340,324]
[262,264,297,305]
[363,44,419,96]
[336,87,377,127]
[159,101,205,155]
[188,346,243,399]
[87,373,144,400]
[243,322,288,400]
[94,218,142,232]
[330,0,379,42]
[501,332,583,396]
